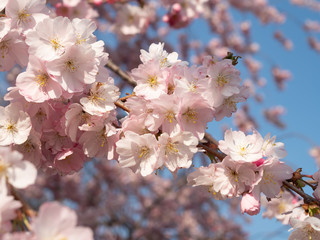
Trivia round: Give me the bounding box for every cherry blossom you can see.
[158,131,198,172]
[219,129,264,163]
[31,201,94,240]
[289,217,320,240]
[0,146,37,191]
[116,131,160,176]
[0,103,32,146]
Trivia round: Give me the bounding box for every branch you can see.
[105,59,136,86]
[282,180,320,205]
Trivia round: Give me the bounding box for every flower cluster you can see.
[115,43,249,176]
[188,129,293,216]
[1,0,120,175]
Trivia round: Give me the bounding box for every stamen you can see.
[183,108,197,123]
[65,59,78,72]
[165,140,179,155]
[139,146,150,158]
[17,9,31,24]
[147,75,158,88]
[165,111,175,123]
[35,72,49,87]
[216,73,228,87]
[50,38,62,51]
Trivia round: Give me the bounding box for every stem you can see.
[115,100,130,113]
[105,60,136,86]
[282,180,320,205]
[119,94,135,102]
[300,179,317,191]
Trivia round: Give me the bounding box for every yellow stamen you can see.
[18,9,30,23]
[216,73,228,87]
[50,38,62,51]
[165,111,175,123]
[183,108,197,123]
[139,146,150,158]
[147,75,158,88]
[160,57,168,67]
[65,59,78,72]
[35,72,49,87]
[165,140,179,155]
[263,173,277,185]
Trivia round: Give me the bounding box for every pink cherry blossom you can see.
[289,217,320,240]
[16,55,63,102]
[140,42,182,67]
[0,146,37,191]
[47,44,98,93]
[5,0,49,31]
[258,159,293,198]
[0,103,32,146]
[178,93,214,140]
[131,59,169,100]
[80,81,120,116]
[158,131,198,172]
[26,16,76,61]
[31,201,94,240]
[0,190,22,233]
[0,30,28,71]
[219,129,264,163]
[116,131,160,176]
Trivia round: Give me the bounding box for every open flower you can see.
[0,103,32,146]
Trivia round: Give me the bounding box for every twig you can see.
[115,100,130,113]
[105,60,136,86]
[283,181,320,205]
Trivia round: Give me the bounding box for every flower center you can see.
[139,146,150,159]
[50,38,62,51]
[165,140,179,155]
[160,57,168,67]
[17,9,31,24]
[6,122,17,135]
[147,75,158,88]
[183,108,197,123]
[165,111,175,123]
[65,59,78,72]
[216,73,228,87]
[0,160,8,175]
[263,172,277,185]
[35,72,49,87]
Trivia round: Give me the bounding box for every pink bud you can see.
[240,192,261,216]
[172,3,181,12]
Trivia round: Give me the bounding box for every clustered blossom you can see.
[116,43,249,176]
[188,129,293,215]
[1,1,318,239]
[1,0,120,176]
[1,201,94,240]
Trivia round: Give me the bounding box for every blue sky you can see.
[201,2,320,239]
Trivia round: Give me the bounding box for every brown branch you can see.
[282,180,320,205]
[119,94,135,102]
[105,60,136,86]
[115,100,130,113]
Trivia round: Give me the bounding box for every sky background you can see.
[199,1,320,239]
